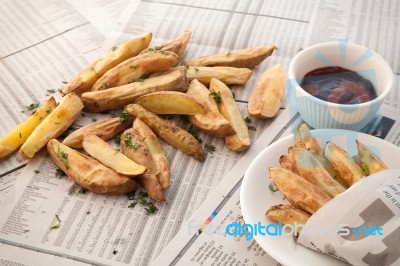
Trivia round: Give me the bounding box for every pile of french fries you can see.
[266,123,388,230]
[0,31,287,202]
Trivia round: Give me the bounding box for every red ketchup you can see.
[300,66,377,104]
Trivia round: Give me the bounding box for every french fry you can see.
[82,67,188,112]
[134,91,205,115]
[185,66,252,85]
[269,167,331,214]
[120,128,165,201]
[63,33,152,95]
[133,118,170,191]
[140,31,191,58]
[126,104,204,161]
[279,155,299,175]
[20,93,83,159]
[47,139,136,194]
[183,46,276,68]
[266,204,311,231]
[91,50,179,91]
[0,97,57,159]
[356,140,387,175]
[324,142,365,186]
[248,64,285,118]
[187,79,235,137]
[210,78,250,151]
[288,147,346,198]
[82,134,146,176]
[62,116,132,148]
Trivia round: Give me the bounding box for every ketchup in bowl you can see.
[300,66,377,104]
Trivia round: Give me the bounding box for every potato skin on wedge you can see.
[140,31,191,58]
[134,91,205,115]
[133,119,170,191]
[63,33,152,96]
[20,93,83,159]
[187,79,234,137]
[266,204,310,231]
[47,139,136,194]
[0,97,57,159]
[185,66,252,85]
[120,128,165,201]
[126,104,204,161]
[184,46,276,68]
[356,140,387,175]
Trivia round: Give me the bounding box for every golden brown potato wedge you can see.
[183,46,276,68]
[134,91,205,115]
[47,139,136,194]
[266,204,310,231]
[210,78,250,151]
[0,97,57,159]
[133,118,170,191]
[187,80,234,137]
[126,104,204,161]
[120,128,165,201]
[19,93,83,159]
[288,147,346,198]
[140,31,191,58]
[82,67,188,112]
[269,167,331,214]
[324,142,365,186]
[92,50,179,91]
[62,116,132,148]
[279,155,299,175]
[63,33,152,96]
[356,140,387,175]
[82,134,146,176]
[248,64,285,118]
[185,66,252,85]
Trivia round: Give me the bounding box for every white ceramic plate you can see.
[240,129,400,266]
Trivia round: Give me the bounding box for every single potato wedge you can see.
[183,46,276,68]
[266,204,310,232]
[47,139,136,194]
[20,93,83,159]
[269,167,331,214]
[187,80,234,137]
[279,155,299,175]
[92,50,179,91]
[210,78,250,151]
[133,118,170,191]
[324,142,365,186]
[134,91,205,115]
[248,64,285,118]
[356,140,387,175]
[288,147,346,198]
[185,66,252,85]
[0,97,57,159]
[120,128,165,201]
[140,31,191,58]
[63,33,152,95]
[63,116,132,148]
[82,67,188,112]
[82,134,146,176]
[126,104,204,161]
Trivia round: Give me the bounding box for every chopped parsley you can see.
[56,168,66,176]
[47,89,56,94]
[248,126,256,131]
[119,109,129,123]
[194,67,199,72]
[124,133,140,149]
[134,74,149,82]
[362,164,370,175]
[46,108,52,114]
[114,133,121,144]
[112,46,118,51]
[112,250,118,255]
[62,81,68,84]
[100,85,110,90]
[89,66,97,75]
[86,211,90,215]
[78,187,89,194]
[130,65,137,70]
[26,103,39,111]
[204,143,216,154]
[127,191,158,214]
[34,170,40,174]
[186,125,202,143]
[57,145,69,169]
[269,182,279,192]
[244,117,252,124]
[209,91,222,104]
[49,214,61,230]
[226,51,231,56]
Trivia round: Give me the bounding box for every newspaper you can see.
[0,0,400,265]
